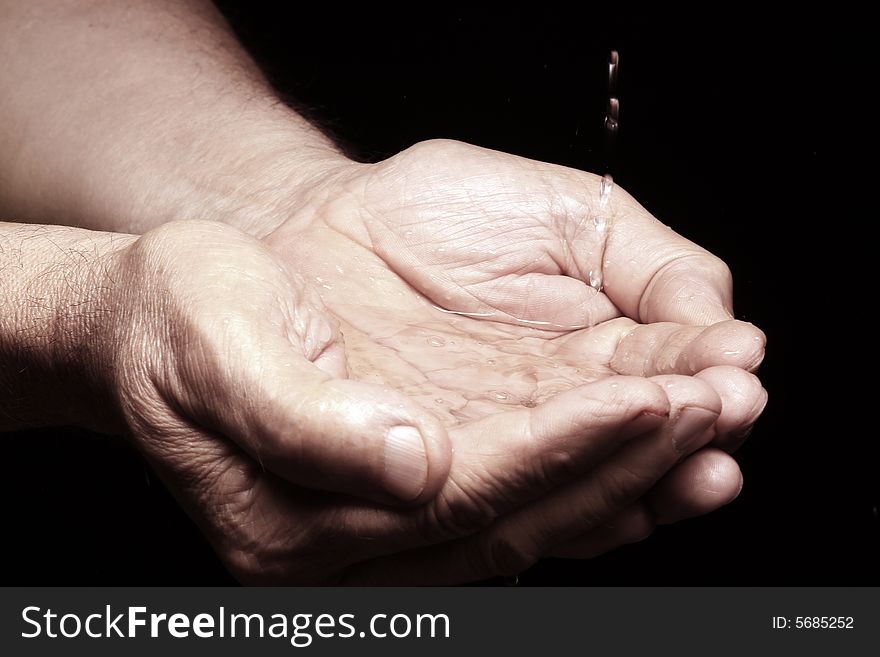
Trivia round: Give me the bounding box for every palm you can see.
[296,264,627,425]
[265,141,651,423]
[265,184,632,425]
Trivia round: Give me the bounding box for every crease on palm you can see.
[270,216,634,429]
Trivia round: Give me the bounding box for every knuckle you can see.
[651,374,721,413]
[418,475,502,542]
[533,448,583,484]
[473,529,542,577]
[404,138,469,159]
[595,463,654,513]
[669,250,731,284]
[704,253,733,285]
[385,139,477,176]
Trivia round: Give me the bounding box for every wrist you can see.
[83,108,356,238]
[193,122,358,239]
[106,116,356,239]
[0,224,137,432]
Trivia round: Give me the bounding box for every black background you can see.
[4,5,874,585]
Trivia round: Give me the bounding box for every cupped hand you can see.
[258,139,768,576]
[98,220,735,584]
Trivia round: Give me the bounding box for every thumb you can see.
[572,179,734,325]
[261,375,453,506]
[632,249,735,325]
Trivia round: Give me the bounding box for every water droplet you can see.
[599,173,614,202]
[403,230,414,239]
[491,391,509,401]
[435,398,446,404]
[723,350,744,356]
[427,336,446,347]
[610,382,619,388]
[487,359,497,366]
[590,52,619,294]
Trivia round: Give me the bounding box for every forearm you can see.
[0,220,133,431]
[0,0,346,236]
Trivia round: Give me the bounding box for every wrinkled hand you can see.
[94,217,740,584]
[257,139,768,578]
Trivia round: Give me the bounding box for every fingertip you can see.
[695,366,767,450]
[648,449,742,524]
[684,320,766,373]
[699,451,744,507]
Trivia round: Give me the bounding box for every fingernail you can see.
[732,471,745,500]
[384,426,428,501]
[671,407,718,454]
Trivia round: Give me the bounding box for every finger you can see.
[551,503,655,558]
[603,319,767,450]
[696,366,768,451]
[326,374,670,557]
[606,319,766,376]
[415,375,671,539]
[342,375,720,584]
[552,447,743,558]
[645,448,743,524]
[222,364,454,506]
[558,368,760,545]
